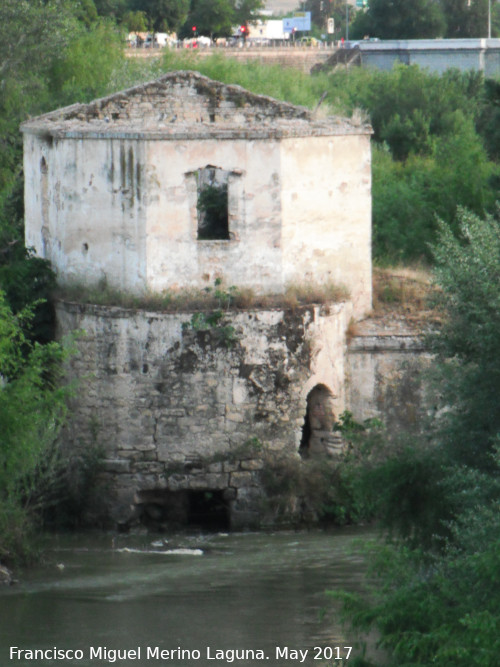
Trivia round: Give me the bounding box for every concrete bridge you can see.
[358,38,500,76]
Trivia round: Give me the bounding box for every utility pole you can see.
[488,0,492,39]
[346,0,349,41]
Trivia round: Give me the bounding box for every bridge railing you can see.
[128,40,338,51]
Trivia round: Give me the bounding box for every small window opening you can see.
[40,157,48,174]
[197,166,229,240]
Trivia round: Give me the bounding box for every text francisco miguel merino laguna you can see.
[9,646,354,663]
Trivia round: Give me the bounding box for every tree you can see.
[355,0,446,39]
[0,0,77,84]
[476,77,500,161]
[440,0,489,37]
[93,0,131,22]
[327,65,484,160]
[132,0,190,32]
[430,207,500,467]
[181,0,264,39]
[123,9,149,31]
[337,209,500,666]
[233,0,265,29]
[183,0,235,38]
[0,291,70,564]
[321,65,497,260]
[73,0,100,27]
[304,0,345,37]
[0,0,79,194]
[48,21,125,106]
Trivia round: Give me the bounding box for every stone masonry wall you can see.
[56,300,351,528]
[347,332,432,436]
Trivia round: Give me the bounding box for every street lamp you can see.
[488,0,491,39]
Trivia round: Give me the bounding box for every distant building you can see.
[247,19,289,41]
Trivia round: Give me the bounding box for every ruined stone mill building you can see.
[21,71,385,529]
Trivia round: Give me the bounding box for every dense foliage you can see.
[350,0,500,40]
[182,0,265,39]
[352,0,446,40]
[89,0,264,36]
[305,0,500,42]
[431,208,500,468]
[337,208,500,666]
[323,64,500,260]
[130,0,190,32]
[0,291,70,564]
[0,2,128,561]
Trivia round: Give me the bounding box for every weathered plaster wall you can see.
[280,134,372,317]
[25,130,372,316]
[347,333,432,435]
[144,137,284,293]
[56,300,351,526]
[23,72,373,320]
[24,135,148,292]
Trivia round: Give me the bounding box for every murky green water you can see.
[0,528,375,666]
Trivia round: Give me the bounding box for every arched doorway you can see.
[299,384,337,457]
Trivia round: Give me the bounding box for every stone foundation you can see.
[57,299,351,527]
[347,327,433,434]
[56,300,432,529]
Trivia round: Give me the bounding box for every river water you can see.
[0,528,376,667]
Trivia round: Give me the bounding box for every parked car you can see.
[299,36,322,46]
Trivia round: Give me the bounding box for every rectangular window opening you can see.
[197,167,230,241]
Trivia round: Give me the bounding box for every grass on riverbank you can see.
[55,279,350,313]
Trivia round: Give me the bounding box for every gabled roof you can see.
[21,70,371,140]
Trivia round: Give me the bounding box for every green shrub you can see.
[0,291,71,564]
[337,209,500,664]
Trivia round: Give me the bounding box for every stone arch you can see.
[299,383,337,458]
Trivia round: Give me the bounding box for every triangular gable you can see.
[21,70,372,140]
[21,71,312,130]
